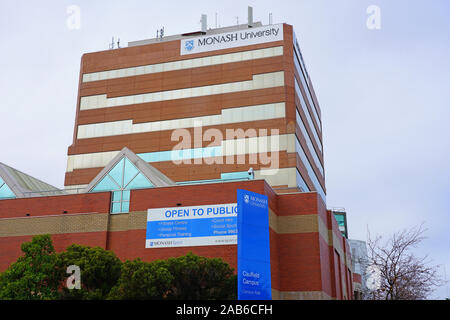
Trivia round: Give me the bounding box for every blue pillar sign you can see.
[237,189,272,300]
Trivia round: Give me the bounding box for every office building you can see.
[0,20,354,299]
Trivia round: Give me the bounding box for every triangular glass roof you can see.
[0,162,62,198]
[84,147,175,194]
[91,157,153,193]
[0,176,16,199]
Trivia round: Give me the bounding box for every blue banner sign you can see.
[146,203,237,248]
[237,189,272,300]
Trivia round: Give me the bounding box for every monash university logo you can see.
[184,40,194,51]
[244,195,250,204]
[181,24,283,56]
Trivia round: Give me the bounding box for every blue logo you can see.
[185,40,194,51]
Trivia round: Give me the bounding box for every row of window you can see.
[139,146,222,163]
[295,135,326,203]
[296,109,324,177]
[293,38,322,132]
[66,133,295,172]
[292,34,326,203]
[80,71,285,110]
[82,46,284,83]
[77,102,286,139]
[139,134,291,163]
[176,171,253,186]
[295,78,323,153]
[296,169,310,193]
[293,32,310,83]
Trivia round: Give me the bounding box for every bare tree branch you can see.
[363,223,445,300]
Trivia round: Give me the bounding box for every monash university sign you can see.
[146,204,238,248]
[146,192,271,299]
[180,23,284,55]
[237,189,271,300]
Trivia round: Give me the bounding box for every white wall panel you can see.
[77,102,286,139]
[82,46,283,83]
[254,167,297,188]
[67,133,293,172]
[80,71,284,110]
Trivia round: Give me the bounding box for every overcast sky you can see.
[1,0,449,299]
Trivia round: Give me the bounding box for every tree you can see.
[0,234,63,300]
[107,258,173,300]
[57,244,122,300]
[165,252,237,300]
[0,236,238,300]
[108,253,237,300]
[365,224,444,300]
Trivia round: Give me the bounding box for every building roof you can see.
[128,22,263,47]
[0,162,62,198]
[0,147,175,200]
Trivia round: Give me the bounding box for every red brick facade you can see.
[0,22,352,300]
[0,180,353,299]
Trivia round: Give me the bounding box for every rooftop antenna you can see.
[160,27,164,40]
[156,29,159,39]
[201,14,207,33]
[117,38,120,48]
[269,13,273,25]
[248,6,254,27]
[109,36,115,49]
[235,16,239,25]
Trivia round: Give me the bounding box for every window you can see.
[334,214,346,227]
[82,46,283,83]
[220,171,252,180]
[293,43,322,131]
[0,177,16,199]
[90,157,153,213]
[296,109,324,176]
[296,169,310,192]
[295,136,326,202]
[295,78,323,152]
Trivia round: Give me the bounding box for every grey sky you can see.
[1,0,449,299]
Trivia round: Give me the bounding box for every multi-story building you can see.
[64,21,326,204]
[0,21,354,299]
[349,239,369,300]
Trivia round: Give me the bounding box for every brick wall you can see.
[0,180,352,299]
[0,192,111,219]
